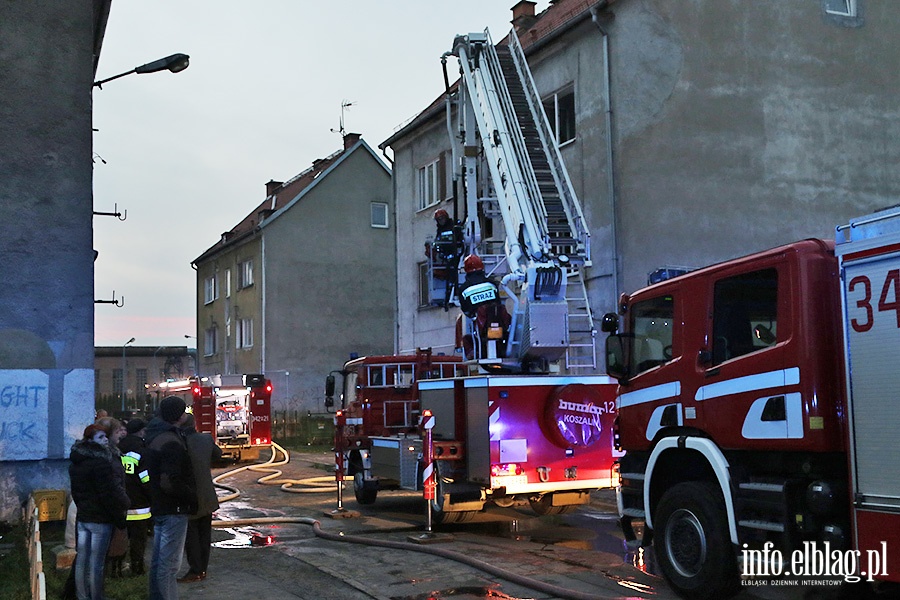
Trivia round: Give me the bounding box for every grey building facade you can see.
[382,0,900,370]
[193,135,395,412]
[0,1,110,521]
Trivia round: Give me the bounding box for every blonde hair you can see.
[94,416,124,436]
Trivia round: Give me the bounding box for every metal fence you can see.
[271,411,333,447]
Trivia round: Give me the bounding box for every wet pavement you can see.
[175,449,841,600]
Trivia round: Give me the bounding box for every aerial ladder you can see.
[438,28,596,371]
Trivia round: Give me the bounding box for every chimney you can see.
[258,208,275,223]
[511,1,538,29]
[343,132,361,150]
[265,180,282,196]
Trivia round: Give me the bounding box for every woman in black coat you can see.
[68,424,130,599]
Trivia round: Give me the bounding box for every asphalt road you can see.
[173,449,849,600]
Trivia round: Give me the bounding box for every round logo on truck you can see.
[543,384,607,448]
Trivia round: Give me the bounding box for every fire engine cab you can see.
[603,206,900,598]
[155,373,273,462]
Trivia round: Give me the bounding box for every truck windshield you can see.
[629,295,675,375]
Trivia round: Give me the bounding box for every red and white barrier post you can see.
[334,410,346,511]
[421,409,435,533]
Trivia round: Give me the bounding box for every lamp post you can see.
[121,337,135,412]
[93,53,190,89]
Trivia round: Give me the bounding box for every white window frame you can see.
[204,327,217,357]
[238,260,254,289]
[237,318,253,349]
[543,85,576,146]
[225,268,232,298]
[824,0,856,17]
[204,275,218,305]
[417,159,440,211]
[371,202,389,228]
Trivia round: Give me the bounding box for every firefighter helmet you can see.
[464,254,484,273]
[433,208,449,222]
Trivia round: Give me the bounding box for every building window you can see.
[824,0,856,16]
[136,368,148,396]
[225,268,232,298]
[204,327,217,357]
[371,202,389,228]
[418,262,430,308]
[543,86,576,145]
[113,368,123,398]
[237,318,253,349]
[417,154,446,211]
[204,275,218,304]
[239,260,254,289]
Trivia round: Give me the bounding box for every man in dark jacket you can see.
[459,254,512,358]
[178,413,222,583]
[119,418,151,576]
[144,396,197,599]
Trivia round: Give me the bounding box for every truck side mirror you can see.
[605,333,633,382]
[325,375,335,397]
[324,396,334,410]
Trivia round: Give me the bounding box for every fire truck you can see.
[602,206,900,598]
[326,27,617,521]
[155,373,273,462]
[327,351,618,522]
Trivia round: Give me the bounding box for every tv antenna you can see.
[330,100,355,137]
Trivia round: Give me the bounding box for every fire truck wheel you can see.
[529,494,577,516]
[353,472,377,505]
[654,481,739,600]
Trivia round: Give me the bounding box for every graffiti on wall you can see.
[0,370,49,459]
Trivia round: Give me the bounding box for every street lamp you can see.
[121,337,135,412]
[93,53,190,89]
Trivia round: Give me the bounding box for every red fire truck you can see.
[327,351,618,522]
[155,373,273,462]
[603,206,900,598]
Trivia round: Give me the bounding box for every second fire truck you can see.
[326,27,618,521]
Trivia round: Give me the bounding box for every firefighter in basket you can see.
[459,254,511,359]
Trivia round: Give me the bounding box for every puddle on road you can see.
[212,527,278,549]
[396,585,526,600]
[450,507,660,577]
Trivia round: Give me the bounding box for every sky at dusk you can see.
[93,0,533,347]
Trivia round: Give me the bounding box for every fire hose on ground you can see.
[212,441,343,503]
[210,441,642,600]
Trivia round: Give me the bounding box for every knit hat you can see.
[126,418,146,435]
[159,396,186,423]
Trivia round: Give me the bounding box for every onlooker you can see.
[94,417,130,577]
[178,413,222,583]
[119,418,152,576]
[144,396,197,599]
[68,424,130,600]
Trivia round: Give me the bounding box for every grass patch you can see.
[1,520,149,600]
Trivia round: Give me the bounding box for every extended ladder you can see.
[451,28,595,369]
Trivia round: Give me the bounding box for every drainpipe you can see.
[590,3,619,305]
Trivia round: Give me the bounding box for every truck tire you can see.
[529,494,576,516]
[353,471,377,505]
[654,481,739,600]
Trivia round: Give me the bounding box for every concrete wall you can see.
[608,0,900,295]
[262,143,394,412]
[387,0,900,373]
[0,2,103,520]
